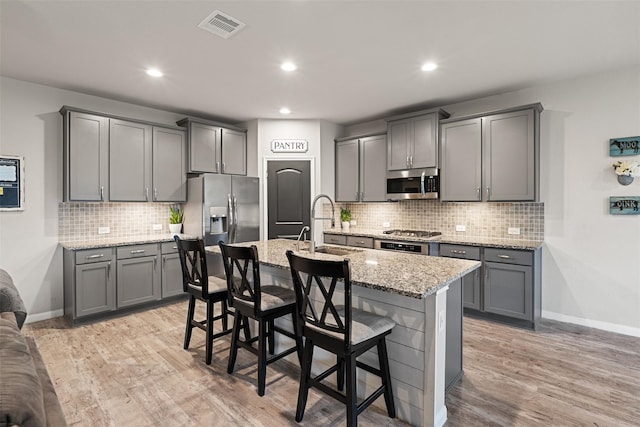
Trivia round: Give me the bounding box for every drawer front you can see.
[440,244,480,260]
[161,241,179,254]
[75,247,114,265]
[324,234,347,245]
[117,243,159,259]
[484,248,533,266]
[346,236,374,248]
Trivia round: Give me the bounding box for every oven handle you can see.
[421,172,426,197]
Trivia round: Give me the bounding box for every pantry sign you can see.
[271,139,308,153]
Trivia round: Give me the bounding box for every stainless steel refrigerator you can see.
[183,174,260,275]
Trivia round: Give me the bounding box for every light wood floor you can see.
[23,301,639,426]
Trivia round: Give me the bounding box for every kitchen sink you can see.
[306,246,362,256]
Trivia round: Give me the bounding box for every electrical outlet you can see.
[98,226,110,234]
[152,224,162,231]
[382,221,390,228]
[508,227,521,235]
[455,224,466,232]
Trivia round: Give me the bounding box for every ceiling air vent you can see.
[198,10,246,39]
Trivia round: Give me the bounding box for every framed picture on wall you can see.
[0,155,25,211]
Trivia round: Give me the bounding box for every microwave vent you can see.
[198,10,246,39]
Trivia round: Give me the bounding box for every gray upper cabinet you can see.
[483,109,536,201]
[386,109,449,171]
[221,128,247,175]
[440,118,482,201]
[440,103,542,202]
[178,118,247,175]
[62,109,109,201]
[335,134,387,202]
[152,127,186,202]
[109,119,152,202]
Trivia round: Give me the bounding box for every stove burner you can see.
[383,229,442,238]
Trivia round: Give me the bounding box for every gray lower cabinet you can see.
[335,134,387,202]
[439,243,541,329]
[345,235,374,248]
[323,233,347,245]
[484,248,534,321]
[161,242,183,298]
[64,247,116,319]
[440,244,482,310]
[116,244,161,308]
[440,103,542,202]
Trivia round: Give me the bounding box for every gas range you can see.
[382,229,442,238]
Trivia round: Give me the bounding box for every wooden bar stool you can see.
[286,250,396,427]
[219,242,303,396]
[174,236,232,365]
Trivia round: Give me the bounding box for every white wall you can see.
[0,77,186,321]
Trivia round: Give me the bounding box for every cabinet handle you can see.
[107,261,111,278]
[154,188,158,201]
[360,191,364,201]
[85,254,105,259]
[451,249,467,255]
[355,192,359,200]
[145,187,149,201]
[154,257,157,269]
[406,156,410,168]
[410,155,413,168]
[216,161,220,173]
[130,249,146,254]
[222,162,225,173]
[497,254,513,259]
[476,187,481,200]
[486,187,490,199]
[100,186,104,201]
[172,245,178,249]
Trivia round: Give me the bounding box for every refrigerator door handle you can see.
[232,195,238,243]
[227,193,234,242]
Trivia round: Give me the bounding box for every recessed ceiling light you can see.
[146,68,163,77]
[421,62,438,72]
[279,107,291,115]
[281,62,297,72]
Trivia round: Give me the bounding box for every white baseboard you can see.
[25,309,64,324]
[542,310,640,337]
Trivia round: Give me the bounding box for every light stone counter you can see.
[323,228,543,250]
[208,238,480,427]
[208,238,480,299]
[59,233,196,250]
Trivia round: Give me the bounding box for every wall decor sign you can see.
[609,196,640,215]
[271,139,308,153]
[0,155,25,211]
[609,136,640,156]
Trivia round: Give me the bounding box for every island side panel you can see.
[261,264,440,427]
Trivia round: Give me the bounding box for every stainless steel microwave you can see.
[386,168,439,200]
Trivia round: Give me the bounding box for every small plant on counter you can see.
[340,208,352,223]
[169,205,184,224]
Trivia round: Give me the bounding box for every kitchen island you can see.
[207,239,480,427]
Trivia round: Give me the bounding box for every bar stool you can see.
[286,250,396,427]
[174,236,232,365]
[219,242,303,396]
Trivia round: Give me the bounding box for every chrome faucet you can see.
[309,194,335,254]
[295,225,310,250]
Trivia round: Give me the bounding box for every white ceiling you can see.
[2,1,639,125]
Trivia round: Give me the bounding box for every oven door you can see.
[386,168,439,200]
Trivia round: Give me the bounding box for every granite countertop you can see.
[323,228,543,250]
[207,239,480,299]
[59,233,197,250]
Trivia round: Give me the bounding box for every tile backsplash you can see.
[327,200,544,241]
[59,202,178,243]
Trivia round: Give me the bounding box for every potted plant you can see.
[169,205,184,234]
[340,208,351,230]
[613,160,640,185]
